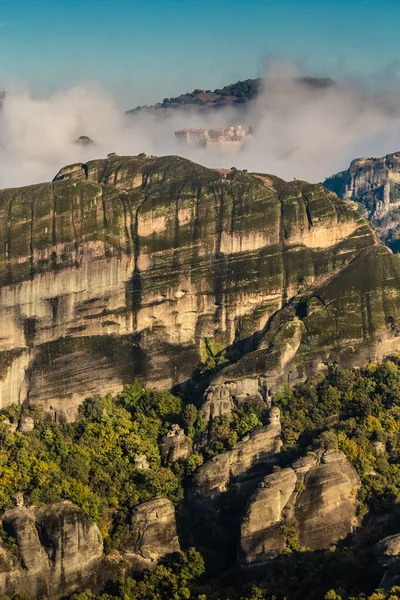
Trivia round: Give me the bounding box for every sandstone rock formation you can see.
[373,533,400,589]
[160,424,192,464]
[206,243,400,414]
[121,497,180,570]
[240,450,360,566]
[323,152,400,251]
[192,407,282,510]
[1,153,400,421]
[0,501,103,599]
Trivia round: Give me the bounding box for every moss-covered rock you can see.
[0,153,386,419]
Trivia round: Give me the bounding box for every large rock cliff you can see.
[192,407,282,511]
[0,153,390,420]
[323,152,400,252]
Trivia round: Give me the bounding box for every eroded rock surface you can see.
[240,468,297,563]
[1,153,400,421]
[240,450,360,566]
[323,152,400,251]
[193,407,282,509]
[0,502,103,599]
[373,534,400,589]
[160,424,192,464]
[207,244,400,412]
[121,497,180,570]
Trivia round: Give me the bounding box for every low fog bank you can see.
[2,62,400,189]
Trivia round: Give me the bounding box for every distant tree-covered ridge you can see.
[127,76,334,113]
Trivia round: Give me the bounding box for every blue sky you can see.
[0,0,400,108]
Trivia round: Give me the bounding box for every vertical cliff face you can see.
[121,497,181,571]
[323,152,400,251]
[0,154,377,420]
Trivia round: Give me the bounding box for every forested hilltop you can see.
[127,76,334,113]
[4,355,400,598]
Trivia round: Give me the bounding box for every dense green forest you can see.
[4,357,400,598]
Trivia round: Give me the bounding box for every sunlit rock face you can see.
[239,450,360,566]
[206,243,400,415]
[192,407,282,512]
[323,152,400,252]
[0,153,383,420]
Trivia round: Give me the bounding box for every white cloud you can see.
[1,61,400,188]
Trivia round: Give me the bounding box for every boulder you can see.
[201,377,271,423]
[294,450,360,549]
[374,534,400,566]
[18,415,35,432]
[134,454,150,470]
[240,468,297,563]
[2,418,18,433]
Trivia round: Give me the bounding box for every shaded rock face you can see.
[240,450,360,566]
[0,152,397,421]
[121,497,180,571]
[323,152,400,252]
[240,468,297,563]
[373,534,400,589]
[160,424,192,464]
[192,407,282,511]
[0,502,103,599]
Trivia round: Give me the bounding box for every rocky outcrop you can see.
[240,468,297,563]
[1,152,399,421]
[0,502,103,599]
[206,243,400,413]
[192,407,282,510]
[373,534,400,589]
[239,450,360,566]
[201,376,271,422]
[160,424,192,464]
[374,534,400,562]
[0,497,182,596]
[121,497,180,571]
[323,152,400,251]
